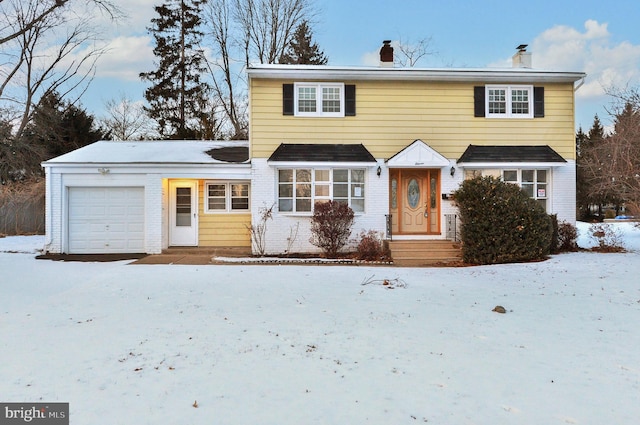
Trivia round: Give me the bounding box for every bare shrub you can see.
[557,221,579,252]
[588,223,625,252]
[309,201,354,257]
[354,230,388,261]
[247,204,273,256]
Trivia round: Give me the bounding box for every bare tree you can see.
[0,0,119,46]
[203,0,246,139]
[0,0,117,139]
[233,0,314,66]
[394,36,436,67]
[101,93,159,140]
[583,87,640,215]
[202,0,315,139]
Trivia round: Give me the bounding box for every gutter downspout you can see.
[574,76,586,92]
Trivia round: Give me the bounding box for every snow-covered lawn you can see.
[1,223,639,424]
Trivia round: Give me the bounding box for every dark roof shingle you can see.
[268,144,376,163]
[457,145,566,164]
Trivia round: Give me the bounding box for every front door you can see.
[169,181,198,246]
[390,169,440,234]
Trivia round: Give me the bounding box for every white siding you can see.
[550,160,576,224]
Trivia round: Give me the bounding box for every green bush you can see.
[309,201,354,257]
[453,176,553,265]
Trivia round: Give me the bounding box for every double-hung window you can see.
[205,182,250,213]
[503,169,548,210]
[486,85,533,118]
[278,168,365,213]
[295,83,345,117]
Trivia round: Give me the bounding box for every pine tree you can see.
[576,115,607,219]
[279,21,328,65]
[26,92,106,158]
[140,0,212,139]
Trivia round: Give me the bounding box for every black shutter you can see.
[283,83,294,115]
[345,84,356,116]
[534,86,544,118]
[474,86,485,117]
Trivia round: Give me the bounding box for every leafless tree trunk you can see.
[203,0,245,139]
[234,0,313,66]
[202,0,314,139]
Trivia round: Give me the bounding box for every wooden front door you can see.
[390,169,440,235]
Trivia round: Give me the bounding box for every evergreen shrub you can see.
[453,176,553,265]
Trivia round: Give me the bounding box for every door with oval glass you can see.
[390,169,440,234]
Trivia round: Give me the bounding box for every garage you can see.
[68,187,145,254]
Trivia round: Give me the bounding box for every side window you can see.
[205,182,250,213]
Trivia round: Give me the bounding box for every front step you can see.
[163,246,251,256]
[388,240,462,266]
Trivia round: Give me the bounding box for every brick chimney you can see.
[512,44,532,68]
[380,40,394,67]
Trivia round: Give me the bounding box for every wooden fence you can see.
[0,179,45,235]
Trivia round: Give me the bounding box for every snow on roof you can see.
[247,63,586,83]
[42,140,249,165]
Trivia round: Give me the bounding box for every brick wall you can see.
[250,159,389,255]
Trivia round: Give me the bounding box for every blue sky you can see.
[82,0,640,132]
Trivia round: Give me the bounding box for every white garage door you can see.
[68,187,145,254]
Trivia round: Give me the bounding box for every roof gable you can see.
[386,140,449,168]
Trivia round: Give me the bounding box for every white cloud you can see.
[531,20,640,99]
[95,35,155,80]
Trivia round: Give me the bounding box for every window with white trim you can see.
[503,169,548,210]
[294,83,345,117]
[486,85,533,118]
[464,169,549,211]
[278,168,365,213]
[204,182,250,213]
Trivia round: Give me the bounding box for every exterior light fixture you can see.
[450,166,456,177]
[377,166,382,177]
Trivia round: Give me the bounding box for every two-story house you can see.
[247,42,585,255]
[41,42,585,257]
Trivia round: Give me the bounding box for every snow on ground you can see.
[1,223,639,424]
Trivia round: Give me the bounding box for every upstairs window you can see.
[486,85,533,118]
[294,83,344,117]
[474,85,544,118]
[283,83,356,116]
